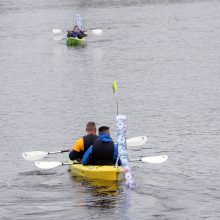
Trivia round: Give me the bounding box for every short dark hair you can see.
[98,126,109,134]
[86,122,96,132]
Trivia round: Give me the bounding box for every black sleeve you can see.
[78,31,87,38]
[69,150,80,161]
[67,31,72,38]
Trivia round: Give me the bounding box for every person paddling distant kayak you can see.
[69,122,98,162]
[67,25,87,39]
[82,126,121,165]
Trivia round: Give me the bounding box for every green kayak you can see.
[66,37,85,46]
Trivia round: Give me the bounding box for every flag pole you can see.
[113,80,119,115]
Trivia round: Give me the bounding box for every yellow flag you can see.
[113,80,118,93]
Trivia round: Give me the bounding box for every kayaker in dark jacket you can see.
[82,126,120,165]
[69,122,98,162]
[67,25,88,39]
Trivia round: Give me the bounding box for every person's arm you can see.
[69,138,84,161]
[69,150,80,161]
[82,146,93,165]
[82,30,88,37]
[67,31,71,38]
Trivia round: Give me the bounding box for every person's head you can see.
[86,121,96,135]
[98,126,110,136]
[73,25,80,32]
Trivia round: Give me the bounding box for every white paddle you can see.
[35,155,168,170]
[22,136,147,161]
[90,29,102,35]
[52,28,103,35]
[130,155,168,164]
[52,29,62,34]
[127,136,147,146]
[23,150,69,161]
[35,161,75,169]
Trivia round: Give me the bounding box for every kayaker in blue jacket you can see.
[82,126,121,165]
[67,25,87,39]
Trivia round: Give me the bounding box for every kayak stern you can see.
[68,160,124,181]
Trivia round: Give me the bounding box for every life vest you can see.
[79,134,98,158]
[67,31,86,39]
[91,139,114,165]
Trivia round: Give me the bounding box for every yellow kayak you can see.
[68,159,124,181]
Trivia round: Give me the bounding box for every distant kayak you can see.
[66,37,85,46]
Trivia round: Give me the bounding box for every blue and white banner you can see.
[76,14,83,30]
[116,115,135,188]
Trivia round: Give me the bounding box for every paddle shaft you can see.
[129,158,141,162]
[42,138,144,155]
[48,149,69,154]
[23,136,147,161]
[35,154,167,169]
[130,155,168,163]
[62,162,78,165]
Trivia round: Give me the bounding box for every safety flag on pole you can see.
[113,80,118,93]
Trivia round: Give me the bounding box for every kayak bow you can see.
[66,37,85,46]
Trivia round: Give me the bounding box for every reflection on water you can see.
[70,174,124,208]
[19,170,58,176]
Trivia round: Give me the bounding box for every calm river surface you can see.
[1,0,220,219]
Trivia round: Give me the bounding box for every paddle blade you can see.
[127,136,147,147]
[53,36,66,41]
[91,29,103,35]
[35,161,62,169]
[52,29,62,34]
[141,155,168,163]
[22,151,48,161]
